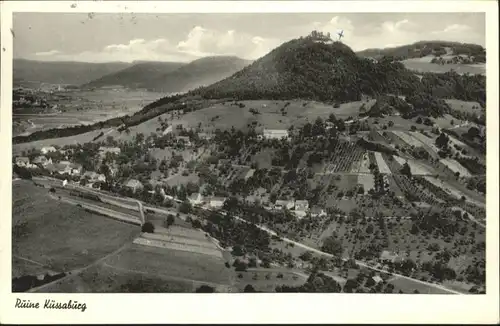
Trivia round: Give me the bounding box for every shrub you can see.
[141,221,155,233]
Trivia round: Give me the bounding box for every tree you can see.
[195,285,215,293]
[141,221,155,233]
[400,162,412,177]
[388,120,394,127]
[343,279,358,293]
[416,117,423,124]
[166,214,175,228]
[410,125,417,132]
[321,236,343,256]
[178,201,192,214]
[435,132,449,149]
[467,126,480,138]
[243,284,257,293]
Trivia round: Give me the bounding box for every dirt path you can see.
[29,243,131,293]
[13,255,46,267]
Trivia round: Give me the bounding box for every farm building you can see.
[176,136,192,146]
[15,157,30,167]
[310,207,327,218]
[263,129,289,140]
[295,200,309,212]
[162,125,173,135]
[83,171,106,182]
[372,275,383,284]
[198,132,213,140]
[125,179,144,193]
[41,146,57,154]
[189,192,204,205]
[99,146,121,156]
[209,197,227,209]
[379,250,403,264]
[244,169,255,181]
[274,199,295,210]
[32,155,52,166]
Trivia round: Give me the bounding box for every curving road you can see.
[37,177,465,294]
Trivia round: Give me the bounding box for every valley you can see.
[11,32,487,294]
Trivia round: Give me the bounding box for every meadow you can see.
[12,180,140,277]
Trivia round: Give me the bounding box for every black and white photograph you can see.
[1,0,499,324]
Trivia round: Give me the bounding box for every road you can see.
[35,176,465,294]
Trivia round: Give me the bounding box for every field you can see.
[445,99,485,114]
[440,158,472,177]
[35,263,196,293]
[374,152,391,174]
[408,131,440,155]
[13,128,113,155]
[392,156,433,175]
[12,180,140,277]
[323,143,364,173]
[392,130,425,148]
[402,58,486,75]
[357,174,375,193]
[103,244,232,285]
[350,152,371,173]
[13,89,164,137]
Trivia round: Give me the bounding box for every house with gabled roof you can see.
[125,179,144,193]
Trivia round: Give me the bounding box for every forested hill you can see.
[13,33,486,144]
[357,41,486,62]
[83,61,186,89]
[139,56,252,93]
[189,35,421,103]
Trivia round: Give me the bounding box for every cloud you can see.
[34,50,62,56]
[175,25,280,59]
[28,27,279,62]
[443,24,471,33]
[430,24,481,44]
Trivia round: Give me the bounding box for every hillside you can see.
[357,41,486,63]
[12,33,486,145]
[13,59,132,86]
[140,56,252,93]
[191,35,421,103]
[83,61,186,89]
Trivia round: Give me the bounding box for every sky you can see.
[13,12,485,63]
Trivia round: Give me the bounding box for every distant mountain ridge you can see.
[13,59,132,86]
[83,61,186,89]
[82,56,251,94]
[139,56,252,93]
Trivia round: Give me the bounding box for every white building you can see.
[295,200,309,213]
[41,146,57,154]
[176,136,192,146]
[162,125,173,135]
[99,146,121,156]
[83,171,106,183]
[244,169,255,181]
[189,192,204,206]
[125,179,144,193]
[274,200,295,210]
[32,155,52,167]
[310,207,327,218]
[15,157,30,167]
[209,197,226,209]
[263,129,289,140]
